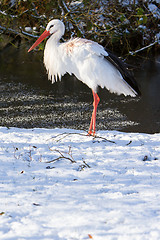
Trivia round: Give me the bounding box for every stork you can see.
[28,19,140,136]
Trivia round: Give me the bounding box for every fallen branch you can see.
[78,160,91,171]
[46,146,76,163]
[46,146,91,171]
[49,131,115,144]
[93,135,115,144]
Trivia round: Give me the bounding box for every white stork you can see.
[28,19,140,136]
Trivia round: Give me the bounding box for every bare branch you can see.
[0,25,39,39]
[47,146,76,163]
[0,10,17,18]
[78,160,91,171]
[58,0,85,37]
[129,39,159,55]
[48,132,115,144]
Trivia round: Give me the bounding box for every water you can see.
[0,43,160,133]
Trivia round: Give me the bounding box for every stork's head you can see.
[28,19,65,52]
[46,19,65,36]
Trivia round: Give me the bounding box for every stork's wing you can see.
[104,50,141,96]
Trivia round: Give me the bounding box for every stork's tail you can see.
[105,50,141,96]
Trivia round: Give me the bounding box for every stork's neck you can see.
[48,31,63,46]
[44,32,61,58]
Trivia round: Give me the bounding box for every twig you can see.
[49,131,115,144]
[82,160,91,168]
[0,10,17,18]
[93,135,115,144]
[31,2,39,16]
[20,29,39,39]
[126,140,132,146]
[46,146,76,163]
[58,0,85,37]
[129,39,159,55]
[78,160,91,171]
[0,25,39,39]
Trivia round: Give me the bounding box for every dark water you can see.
[0,43,160,133]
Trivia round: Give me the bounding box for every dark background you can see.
[0,43,160,133]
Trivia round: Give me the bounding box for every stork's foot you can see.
[88,130,96,137]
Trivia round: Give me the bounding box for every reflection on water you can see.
[0,43,160,133]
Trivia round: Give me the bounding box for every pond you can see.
[0,42,160,133]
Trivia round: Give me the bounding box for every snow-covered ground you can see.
[0,127,160,240]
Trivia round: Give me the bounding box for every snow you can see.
[24,27,32,32]
[0,127,160,239]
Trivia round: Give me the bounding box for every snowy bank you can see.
[0,127,160,240]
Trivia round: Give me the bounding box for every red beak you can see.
[28,30,50,52]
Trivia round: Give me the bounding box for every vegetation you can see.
[0,0,159,55]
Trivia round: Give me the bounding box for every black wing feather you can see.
[104,50,141,96]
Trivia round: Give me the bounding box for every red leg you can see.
[88,90,100,136]
[88,112,94,135]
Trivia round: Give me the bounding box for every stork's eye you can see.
[49,24,54,29]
